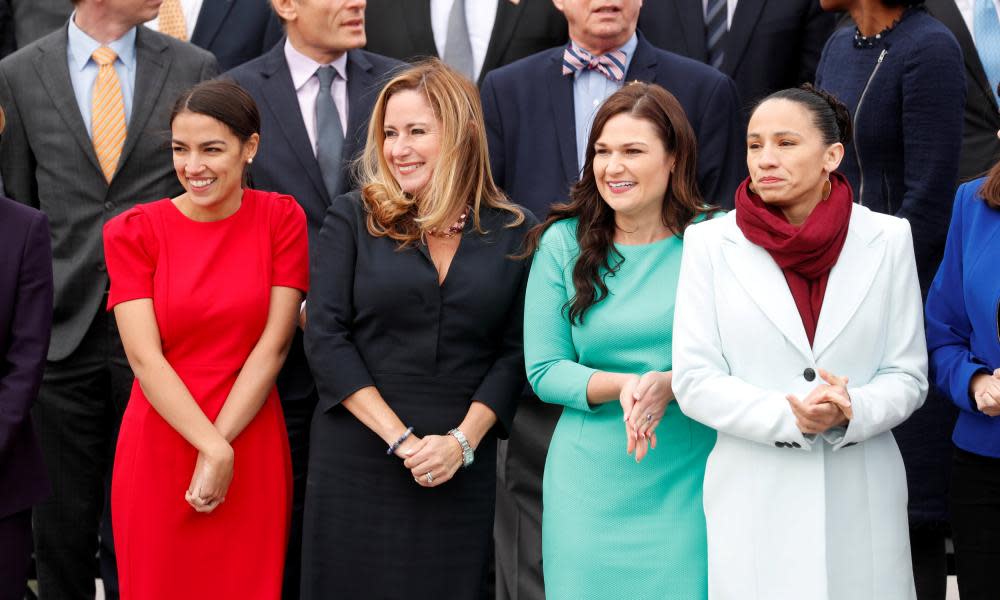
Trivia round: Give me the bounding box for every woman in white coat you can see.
[672,85,928,600]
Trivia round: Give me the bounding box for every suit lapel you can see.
[402,0,438,58]
[344,49,376,166]
[190,0,234,49]
[480,0,523,85]
[625,34,658,84]
[32,28,103,175]
[258,44,329,204]
[926,0,998,112]
[812,209,886,358]
[724,0,766,76]
[673,0,709,61]
[720,221,814,361]
[120,28,170,175]
[546,48,580,184]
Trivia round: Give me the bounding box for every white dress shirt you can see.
[430,0,499,81]
[145,0,205,39]
[954,0,1000,39]
[702,0,738,28]
[284,39,349,156]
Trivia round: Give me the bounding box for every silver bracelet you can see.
[386,426,414,455]
[448,428,474,468]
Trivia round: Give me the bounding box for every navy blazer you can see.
[480,32,744,215]
[191,0,282,71]
[0,195,52,519]
[926,178,1000,458]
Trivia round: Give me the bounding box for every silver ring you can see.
[425,472,434,484]
[645,413,653,423]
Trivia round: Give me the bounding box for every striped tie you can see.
[158,0,188,41]
[705,0,727,70]
[91,47,127,183]
[561,46,627,82]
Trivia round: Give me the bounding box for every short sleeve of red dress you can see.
[269,193,309,294]
[104,206,159,310]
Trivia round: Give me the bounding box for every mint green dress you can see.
[524,218,715,600]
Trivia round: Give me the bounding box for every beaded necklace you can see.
[427,205,469,238]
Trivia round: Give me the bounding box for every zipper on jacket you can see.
[852,48,888,207]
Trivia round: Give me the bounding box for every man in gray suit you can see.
[0,0,216,597]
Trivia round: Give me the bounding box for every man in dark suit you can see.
[638,0,835,118]
[364,0,567,84]
[927,0,1000,182]
[226,0,402,596]
[0,0,14,58]
[0,1,217,597]
[10,0,72,49]
[0,192,52,600]
[145,0,283,71]
[481,1,742,598]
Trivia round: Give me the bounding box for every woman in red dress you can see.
[103,80,308,598]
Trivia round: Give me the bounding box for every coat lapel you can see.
[344,49,375,166]
[811,208,886,358]
[402,0,438,58]
[190,0,233,50]
[625,33,658,84]
[32,27,103,176]
[926,0,998,113]
[119,28,170,176]
[720,220,814,361]
[258,43,329,204]
[724,0,766,77]
[480,0,523,85]
[546,48,580,183]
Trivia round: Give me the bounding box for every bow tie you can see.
[561,46,627,82]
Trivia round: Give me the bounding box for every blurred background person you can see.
[9,0,71,50]
[638,0,837,120]
[0,0,14,58]
[0,0,217,596]
[522,82,717,600]
[816,3,966,598]
[673,85,928,600]
[0,105,53,600]
[363,0,567,85]
[226,0,403,594]
[925,140,1000,600]
[302,60,534,599]
[105,80,306,599]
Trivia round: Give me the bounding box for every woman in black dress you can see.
[301,59,535,598]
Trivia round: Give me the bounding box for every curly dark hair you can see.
[523,82,715,325]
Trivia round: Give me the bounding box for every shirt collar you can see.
[284,38,350,92]
[568,32,638,63]
[67,11,137,73]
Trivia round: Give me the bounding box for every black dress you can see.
[301,192,535,599]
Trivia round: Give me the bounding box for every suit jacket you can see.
[0,195,53,519]
[673,207,927,600]
[191,0,282,71]
[638,0,836,117]
[363,0,567,85]
[10,0,70,49]
[481,32,744,215]
[926,0,1000,182]
[226,43,403,403]
[0,25,218,361]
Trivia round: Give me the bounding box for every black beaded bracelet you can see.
[386,426,414,455]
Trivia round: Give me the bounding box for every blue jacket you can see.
[926,179,1000,458]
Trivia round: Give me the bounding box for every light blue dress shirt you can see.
[67,14,138,138]
[571,33,638,172]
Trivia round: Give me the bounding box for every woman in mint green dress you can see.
[522,83,717,600]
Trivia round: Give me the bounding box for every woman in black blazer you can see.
[301,60,536,599]
[0,105,54,600]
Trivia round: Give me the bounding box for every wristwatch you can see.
[448,428,474,468]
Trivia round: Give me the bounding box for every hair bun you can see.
[800,83,852,144]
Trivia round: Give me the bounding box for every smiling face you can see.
[553,0,641,54]
[746,99,843,221]
[381,89,441,196]
[592,113,673,222]
[171,111,258,219]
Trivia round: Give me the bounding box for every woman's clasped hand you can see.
[619,371,674,462]
[786,369,853,434]
[184,442,235,513]
[399,434,463,488]
[970,368,1000,417]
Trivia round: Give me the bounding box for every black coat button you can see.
[804,368,816,382]
[774,441,784,448]
[791,442,801,448]
[844,442,857,447]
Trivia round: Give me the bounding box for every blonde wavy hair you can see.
[357,59,524,245]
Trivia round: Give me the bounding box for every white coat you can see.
[672,207,928,600]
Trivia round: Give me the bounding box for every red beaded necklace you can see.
[427,205,469,238]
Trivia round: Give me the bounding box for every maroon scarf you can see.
[735,172,853,346]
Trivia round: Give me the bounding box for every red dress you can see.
[104,189,308,599]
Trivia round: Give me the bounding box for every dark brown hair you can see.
[523,82,713,325]
[170,79,261,185]
[756,84,852,146]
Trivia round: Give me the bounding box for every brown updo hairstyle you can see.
[523,82,712,325]
[754,83,852,147]
[169,79,261,186]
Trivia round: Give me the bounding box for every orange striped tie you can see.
[91,47,127,183]
[158,0,188,41]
